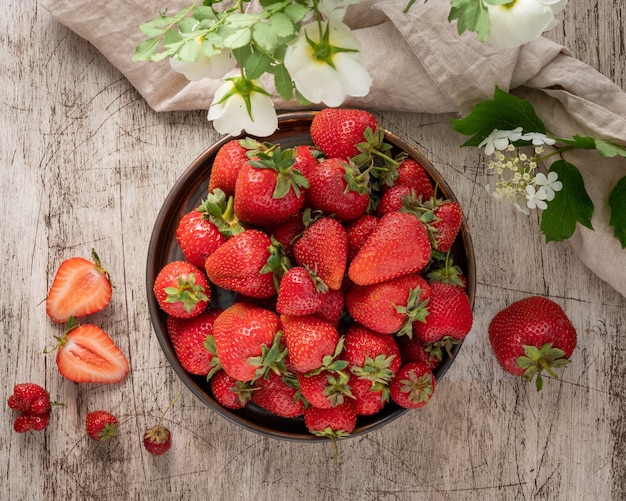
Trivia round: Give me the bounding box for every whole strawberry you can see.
[304,401,357,460]
[276,266,328,316]
[428,200,463,253]
[390,362,436,409]
[310,108,378,160]
[252,371,305,418]
[86,410,119,441]
[348,211,432,286]
[153,261,210,318]
[280,314,341,373]
[8,383,52,433]
[345,214,379,261]
[382,157,434,200]
[175,208,228,269]
[208,138,258,197]
[143,395,180,456]
[488,296,577,391]
[210,370,255,410]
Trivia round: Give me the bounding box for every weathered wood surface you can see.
[2,1,625,500]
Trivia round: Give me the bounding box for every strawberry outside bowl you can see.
[146,111,476,442]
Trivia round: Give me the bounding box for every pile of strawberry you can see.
[152,108,474,440]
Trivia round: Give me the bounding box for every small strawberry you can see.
[234,146,309,226]
[210,370,255,409]
[345,274,431,335]
[348,211,432,286]
[14,411,50,433]
[488,296,577,391]
[304,400,357,440]
[86,410,119,441]
[389,362,436,409]
[153,261,210,318]
[276,266,328,316]
[382,157,434,200]
[292,217,348,291]
[348,375,386,416]
[292,144,320,180]
[396,335,441,370]
[345,214,379,261]
[46,320,130,384]
[376,184,415,217]
[166,310,222,376]
[204,229,281,299]
[208,138,260,198]
[413,281,473,358]
[252,371,305,418]
[212,303,283,382]
[8,383,49,413]
[268,213,305,259]
[46,249,112,323]
[306,158,370,222]
[143,395,180,456]
[310,108,378,160]
[280,314,341,373]
[314,288,345,326]
[428,200,463,253]
[175,207,228,269]
[297,369,353,409]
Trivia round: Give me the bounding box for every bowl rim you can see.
[146,110,476,442]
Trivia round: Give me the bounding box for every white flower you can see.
[486,0,568,49]
[478,127,523,155]
[284,20,371,107]
[520,131,557,146]
[525,184,548,210]
[170,49,236,81]
[534,171,563,201]
[316,0,361,21]
[207,78,278,137]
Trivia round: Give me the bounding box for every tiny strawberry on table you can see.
[488,296,577,391]
[153,261,210,319]
[390,362,436,409]
[143,395,180,456]
[46,249,112,323]
[86,410,119,442]
[45,319,130,384]
[8,383,53,433]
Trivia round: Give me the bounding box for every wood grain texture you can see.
[2,1,625,500]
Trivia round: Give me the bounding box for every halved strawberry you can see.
[46,249,112,323]
[47,321,129,384]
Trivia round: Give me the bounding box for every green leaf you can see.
[272,63,293,101]
[223,28,252,49]
[132,38,159,62]
[540,160,594,243]
[595,139,626,158]
[268,12,295,38]
[608,176,626,248]
[283,3,309,22]
[451,87,546,147]
[138,17,176,37]
[178,39,202,61]
[244,51,271,80]
[551,134,597,150]
[252,21,279,52]
[447,0,491,42]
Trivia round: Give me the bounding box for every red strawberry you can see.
[413,281,473,356]
[345,274,431,335]
[314,288,345,326]
[204,229,278,299]
[210,370,255,409]
[310,108,378,160]
[293,217,348,291]
[293,144,320,179]
[166,310,221,376]
[8,383,49,413]
[268,214,305,259]
[143,395,179,456]
[175,208,228,268]
[48,322,130,384]
[85,410,119,441]
[376,184,420,217]
[276,266,328,316]
[429,200,463,253]
[46,249,112,323]
[390,362,435,409]
[14,411,49,433]
[297,369,353,409]
[234,147,309,226]
[208,138,256,198]
[383,158,434,200]
[212,303,283,382]
[280,314,340,373]
[396,335,441,370]
[306,158,369,221]
[303,401,357,438]
[348,375,386,416]
[346,214,379,261]
[252,371,305,418]
[153,261,210,318]
[488,296,577,391]
[348,211,432,286]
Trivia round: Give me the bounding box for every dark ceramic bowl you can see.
[146,111,476,441]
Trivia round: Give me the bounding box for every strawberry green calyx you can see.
[163,273,209,314]
[516,342,571,391]
[202,336,223,380]
[352,126,398,173]
[351,354,397,392]
[248,146,310,199]
[395,286,430,337]
[90,248,113,286]
[342,159,371,196]
[249,331,289,382]
[260,237,292,291]
[424,336,461,361]
[427,251,466,288]
[306,337,348,376]
[399,370,434,405]
[199,188,244,237]
[322,371,354,407]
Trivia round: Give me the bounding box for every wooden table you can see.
[3,1,625,500]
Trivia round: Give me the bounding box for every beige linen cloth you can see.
[41,0,626,298]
